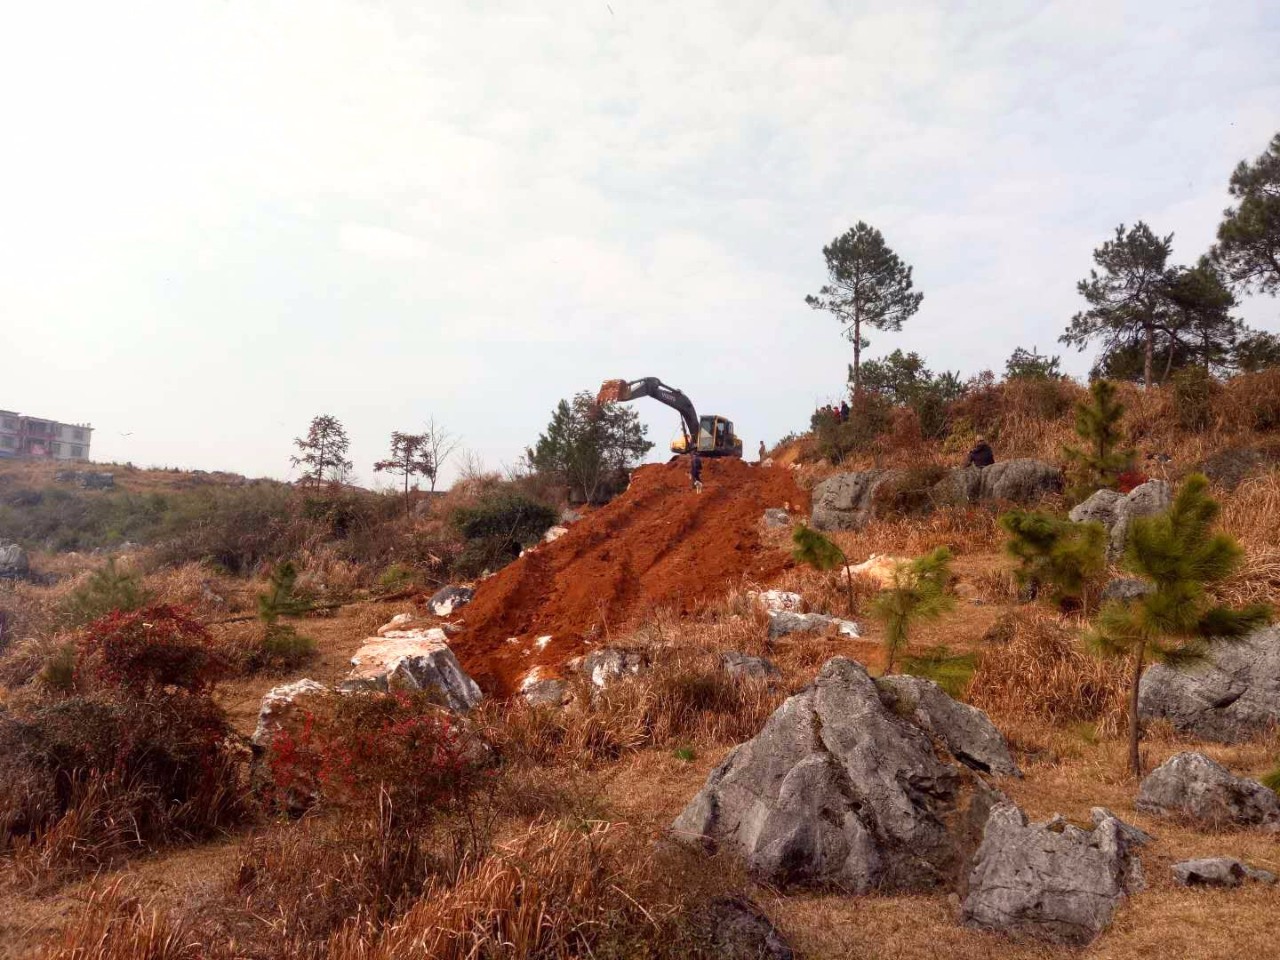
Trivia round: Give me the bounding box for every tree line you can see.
[807,132,1280,390]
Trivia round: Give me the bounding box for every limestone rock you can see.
[342,631,482,712]
[428,584,474,617]
[697,897,794,960]
[844,554,906,588]
[542,525,569,543]
[810,469,890,531]
[767,611,860,640]
[877,674,1021,777]
[672,657,1000,891]
[762,508,792,529]
[973,459,1064,504]
[252,678,330,749]
[1070,481,1172,559]
[1172,857,1278,887]
[577,648,648,689]
[519,667,570,706]
[750,590,804,613]
[0,541,30,581]
[961,803,1145,947]
[1101,577,1155,603]
[720,651,781,681]
[1136,752,1280,830]
[1137,626,1280,743]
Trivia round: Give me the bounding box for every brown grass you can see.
[37,877,200,960]
[967,608,1128,735]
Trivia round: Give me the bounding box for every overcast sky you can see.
[3,1,1277,487]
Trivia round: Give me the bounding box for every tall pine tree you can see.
[805,222,924,394]
[1064,380,1132,499]
[1213,131,1280,296]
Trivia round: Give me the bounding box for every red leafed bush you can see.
[268,691,484,820]
[1115,470,1150,494]
[78,605,229,697]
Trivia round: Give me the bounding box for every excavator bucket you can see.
[597,379,629,404]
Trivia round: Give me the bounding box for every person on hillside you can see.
[965,436,995,468]
[758,440,767,463]
[690,451,703,493]
[839,399,850,423]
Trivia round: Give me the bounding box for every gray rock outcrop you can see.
[1101,577,1155,603]
[877,674,1021,777]
[341,630,483,711]
[429,585,475,617]
[697,898,794,960]
[1172,857,1277,887]
[961,803,1145,947]
[762,508,792,529]
[672,657,1002,891]
[1136,752,1280,830]
[1069,480,1172,559]
[252,678,331,749]
[767,611,860,640]
[0,541,29,581]
[1137,625,1280,743]
[812,460,1061,531]
[577,648,649,689]
[720,652,781,681]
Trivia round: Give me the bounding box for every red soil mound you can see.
[448,458,809,697]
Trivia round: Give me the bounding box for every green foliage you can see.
[451,492,558,577]
[0,488,170,552]
[809,393,890,464]
[39,643,78,693]
[900,645,977,698]
[1064,379,1132,499]
[1005,346,1063,381]
[256,561,315,667]
[1213,131,1280,296]
[805,221,924,393]
[869,547,954,675]
[378,563,415,590]
[855,349,964,438]
[1262,765,1280,794]
[261,627,316,666]
[60,558,151,628]
[998,509,1106,604]
[529,392,653,504]
[1087,474,1272,775]
[792,525,855,612]
[672,746,696,762]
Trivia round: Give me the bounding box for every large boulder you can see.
[961,803,1145,947]
[1136,752,1280,830]
[876,674,1021,777]
[1069,480,1172,559]
[1172,857,1277,887]
[428,585,474,617]
[342,630,483,711]
[971,459,1063,504]
[251,678,331,749]
[0,541,29,581]
[810,470,890,531]
[672,657,1002,891]
[1137,625,1280,743]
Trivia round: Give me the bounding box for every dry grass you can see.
[1216,469,1280,607]
[36,877,200,960]
[967,608,1128,735]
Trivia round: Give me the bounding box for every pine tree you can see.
[805,222,924,394]
[1004,346,1063,381]
[1063,380,1132,499]
[529,392,652,504]
[998,509,1106,607]
[1088,474,1270,777]
[257,560,315,663]
[791,525,855,614]
[1212,131,1280,296]
[869,547,954,675]
[374,431,435,517]
[291,415,353,490]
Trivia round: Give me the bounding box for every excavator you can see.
[597,377,743,458]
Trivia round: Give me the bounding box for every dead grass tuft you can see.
[37,877,200,960]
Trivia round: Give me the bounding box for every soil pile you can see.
[448,458,809,696]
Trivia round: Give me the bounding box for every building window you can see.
[1,418,14,430]
[0,436,13,449]
[73,428,85,441]
[71,445,84,458]
[51,442,62,455]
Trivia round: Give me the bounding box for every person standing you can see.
[758,440,767,463]
[690,451,704,492]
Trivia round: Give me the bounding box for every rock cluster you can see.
[0,541,29,581]
[342,629,483,712]
[1068,480,1171,559]
[1136,752,1280,830]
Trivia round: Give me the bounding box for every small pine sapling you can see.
[1088,474,1270,777]
[257,560,315,664]
[870,547,955,675]
[1064,379,1133,499]
[792,525,855,614]
[999,509,1106,608]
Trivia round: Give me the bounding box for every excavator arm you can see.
[598,377,699,445]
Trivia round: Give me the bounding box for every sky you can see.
[2,0,1278,488]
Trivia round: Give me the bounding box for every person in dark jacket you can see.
[965,437,995,468]
[839,399,850,422]
[690,451,703,492]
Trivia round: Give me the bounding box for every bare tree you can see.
[421,416,460,492]
[291,414,352,490]
[373,431,435,517]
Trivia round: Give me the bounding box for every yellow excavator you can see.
[597,377,743,458]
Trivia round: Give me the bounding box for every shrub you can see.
[998,509,1106,605]
[152,484,303,575]
[77,605,229,697]
[450,492,557,577]
[60,559,151,628]
[810,394,891,464]
[871,464,949,520]
[267,691,485,822]
[1171,366,1220,430]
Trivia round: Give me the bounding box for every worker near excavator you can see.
[965,436,995,468]
[690,451,704,493]
[758,440,767,462]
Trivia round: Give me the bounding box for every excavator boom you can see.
[597,377,742,458]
